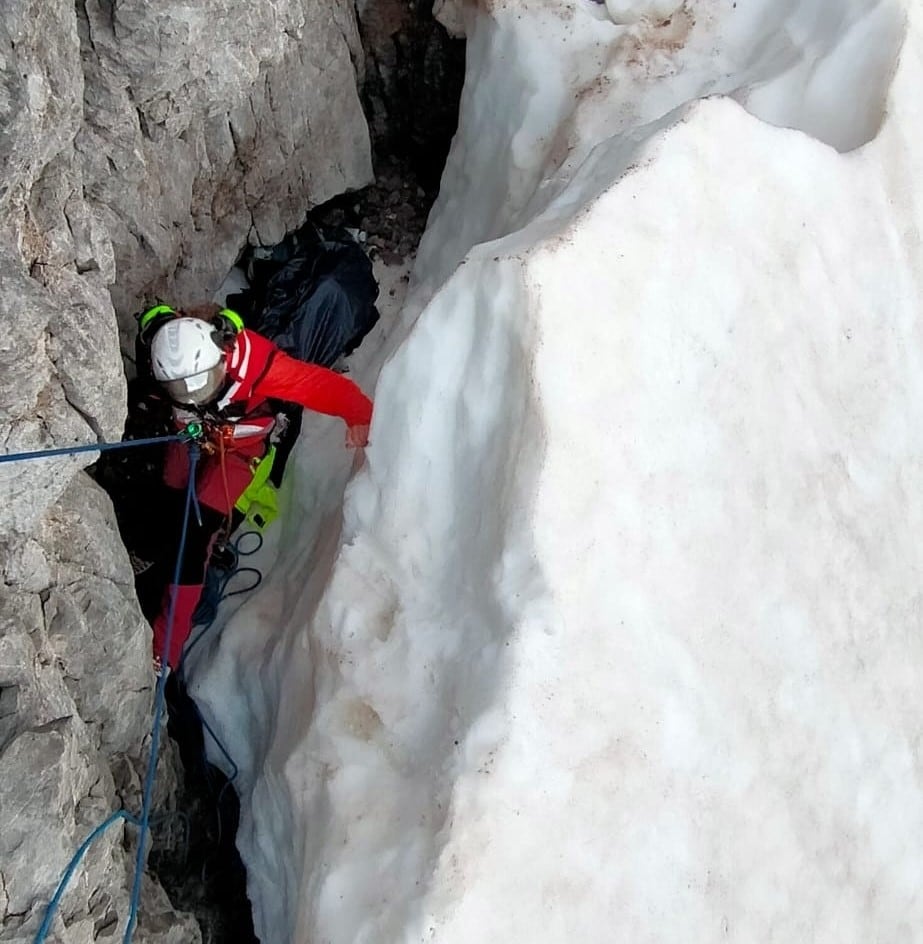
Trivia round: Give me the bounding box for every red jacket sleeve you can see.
[254,350,373,427]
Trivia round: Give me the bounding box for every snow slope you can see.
[190,1,923,941]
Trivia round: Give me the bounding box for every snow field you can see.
[420,96,923,942]
[190,1,923,941]
[419,0,904,301]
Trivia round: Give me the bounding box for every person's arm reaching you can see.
[256,349,373,444]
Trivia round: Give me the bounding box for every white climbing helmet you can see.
[150,317,227,406]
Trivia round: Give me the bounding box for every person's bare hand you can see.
[346,424,370,448]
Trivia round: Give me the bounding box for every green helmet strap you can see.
[139,305,243,347]
[138,304,177,344]
[218,308,245,332]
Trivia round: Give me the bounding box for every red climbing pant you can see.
[152,438,266,668]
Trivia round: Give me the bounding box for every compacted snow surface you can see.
[188,0,923,941]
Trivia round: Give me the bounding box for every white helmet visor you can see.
[161,363,227,406]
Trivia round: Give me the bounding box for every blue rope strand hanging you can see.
[122,444,200,944]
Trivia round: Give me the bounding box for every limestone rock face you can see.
[0,0,373,939]
[76,0,372,348]
[0,476,196,944]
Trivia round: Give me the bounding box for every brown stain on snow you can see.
[622,5,697,76]
[342,699,384,742]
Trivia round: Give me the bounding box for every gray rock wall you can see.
[0,0,373,939]
[76,0,372,353]
[0,476,198,944]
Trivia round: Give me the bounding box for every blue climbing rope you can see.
[0,434,184,464]
[32,812,139,943]
[27,431,261,943]
[30,442,198,944]
[123,444,200,944]
[32,808,194,944]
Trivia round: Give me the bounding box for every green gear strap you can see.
[218,308,245,332]
[139,304,176,331]
[235,446,279,531]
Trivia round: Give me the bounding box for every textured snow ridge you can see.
[191,1,923,942]
[419,0,905,299]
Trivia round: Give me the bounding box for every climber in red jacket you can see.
[139,303,373,672]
